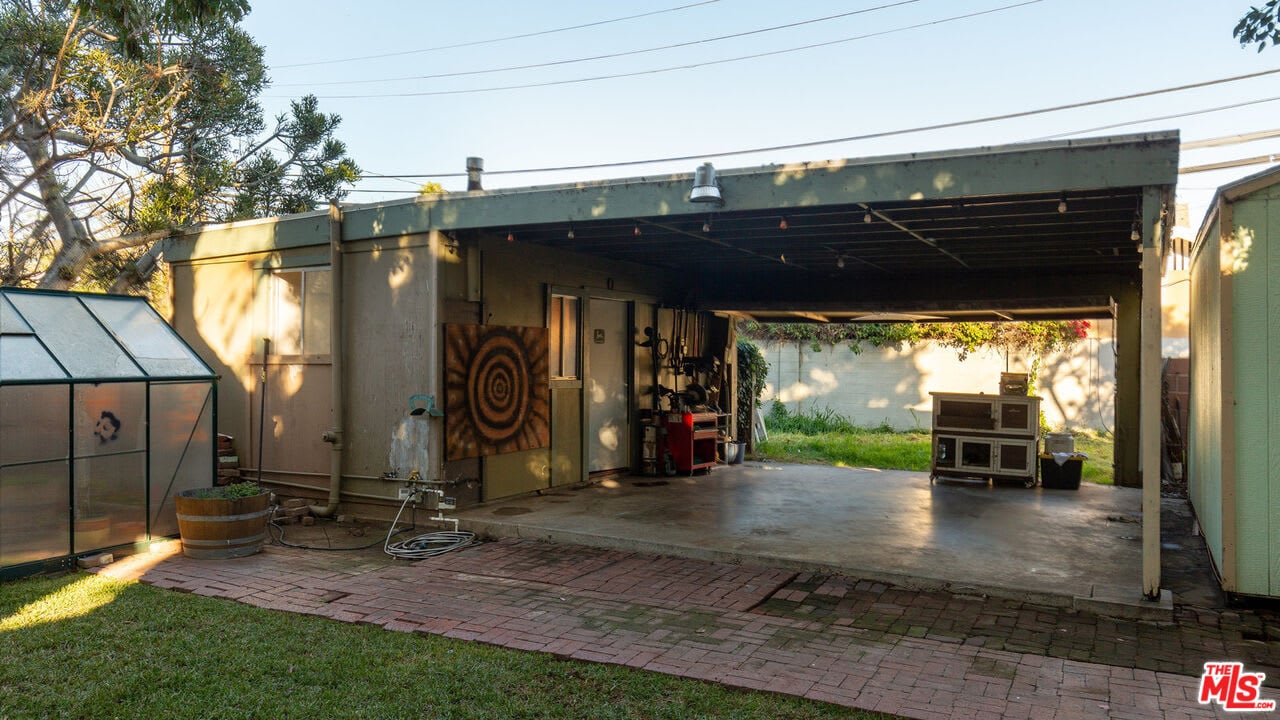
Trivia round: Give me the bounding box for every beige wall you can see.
[169,228,686,506]
[760,326,1118,432]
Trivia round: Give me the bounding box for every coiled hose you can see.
[383,491,476,559]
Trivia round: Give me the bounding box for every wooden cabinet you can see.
[664,412,725,474]
[930,392,1040,486]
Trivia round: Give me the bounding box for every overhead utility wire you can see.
[340,67,1280,181]
[305,1,1044,99]
[1031,95,1280,141]
[275,0,923,88]
[1180,153,1280,174]
[273,0,720,69]
[1181,127,1280,150]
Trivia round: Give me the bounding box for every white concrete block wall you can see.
[759,334,1121,432]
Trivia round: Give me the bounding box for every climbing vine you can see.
[736,340,769,441]
[739,320,1090,360]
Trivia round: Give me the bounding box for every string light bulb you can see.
[1130,222,1141,242]
[836,255,846,269]
[702,218,712,233]
[778,216,788,231]
[506,231,515,243]
[633,224,642,236]
[863,210,873,224]
[1057,197,1068,214]
[567,227,575,240]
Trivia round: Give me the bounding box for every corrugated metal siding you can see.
[1189,215,1224,574]
[1231,196,1271,595]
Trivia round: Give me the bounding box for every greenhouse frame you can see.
[0,288,217,578]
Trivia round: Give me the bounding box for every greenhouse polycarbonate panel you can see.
[1,385,69,467]
[73,454,146,553]
[0,296,31,334]
[82,296,212,378]
[73,383,145,458]
[0,335,67,381]
[149,382,214,537]
[72,383,147,553]
[1,462,70,567]
[5,293,142,379]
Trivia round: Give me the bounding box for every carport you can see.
[164,131,1177,605]
[442,131,1177,604]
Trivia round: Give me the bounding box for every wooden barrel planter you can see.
[174,488,271,559]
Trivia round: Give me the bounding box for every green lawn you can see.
[0,573,885,720]
[756,406,1115,485]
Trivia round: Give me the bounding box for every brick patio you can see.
[97,537,1269,719]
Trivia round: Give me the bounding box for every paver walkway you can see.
[98,537,1274,719]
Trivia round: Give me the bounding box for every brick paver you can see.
[97,538,1261,719]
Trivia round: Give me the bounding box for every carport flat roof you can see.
[167,131,1178,321]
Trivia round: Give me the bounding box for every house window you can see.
[549,294,580,379]
[267,267,331,356]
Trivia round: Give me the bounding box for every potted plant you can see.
[174,482,271,559]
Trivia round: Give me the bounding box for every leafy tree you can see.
[1235,1,1280,51]
[1,0,360,291]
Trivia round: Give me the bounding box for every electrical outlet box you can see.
[397,487,413,500]
[439,497,457,510]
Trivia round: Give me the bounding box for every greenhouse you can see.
[0,288,216,578]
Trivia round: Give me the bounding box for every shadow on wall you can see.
[761,335,1117,432]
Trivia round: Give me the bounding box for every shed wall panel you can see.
[1230,198,1271,595]
[1189,215,1224,573]
[169,260,259,447]
[341,235,432,491]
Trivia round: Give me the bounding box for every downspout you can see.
[314,201,345,516]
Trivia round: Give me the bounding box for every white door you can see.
[588,299,629,472]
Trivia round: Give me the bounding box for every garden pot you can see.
[174,489,271,559]
[73,515,111,551]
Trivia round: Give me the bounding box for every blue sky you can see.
[243,1,1278,224]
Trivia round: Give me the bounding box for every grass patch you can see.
[756,404,1115,484]
[0,573,887,719]
[1072,430,1115,486]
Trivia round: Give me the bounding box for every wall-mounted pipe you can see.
[313,200,345,516]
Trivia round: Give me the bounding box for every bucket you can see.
[727,441,746,465]
[174,490,271,559]
[1044,432,1075,455]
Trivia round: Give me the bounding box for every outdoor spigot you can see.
[321,428,341,444]
[409,394,444,417]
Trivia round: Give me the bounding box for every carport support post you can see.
[1114,288,1141,489]
[1140,188,1165,600]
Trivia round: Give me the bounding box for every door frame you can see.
[546,285,656,485]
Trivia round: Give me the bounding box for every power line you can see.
[297,1,1045,100]
[1181,127,1280,150]
[273,1,721,69]
[1031,96,1280,141]
[1179,153,1280,174]
[334,67,1280,180]
[274,1,923,88]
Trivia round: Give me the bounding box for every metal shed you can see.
[1190,166,1280,598]
[0,288,217,578]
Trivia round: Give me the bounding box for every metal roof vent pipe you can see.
[466,156,484,191]
[689,162,723,205]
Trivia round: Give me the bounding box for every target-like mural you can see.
[444,324,550,460]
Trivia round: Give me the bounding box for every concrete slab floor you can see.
[453,462,1220,610]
